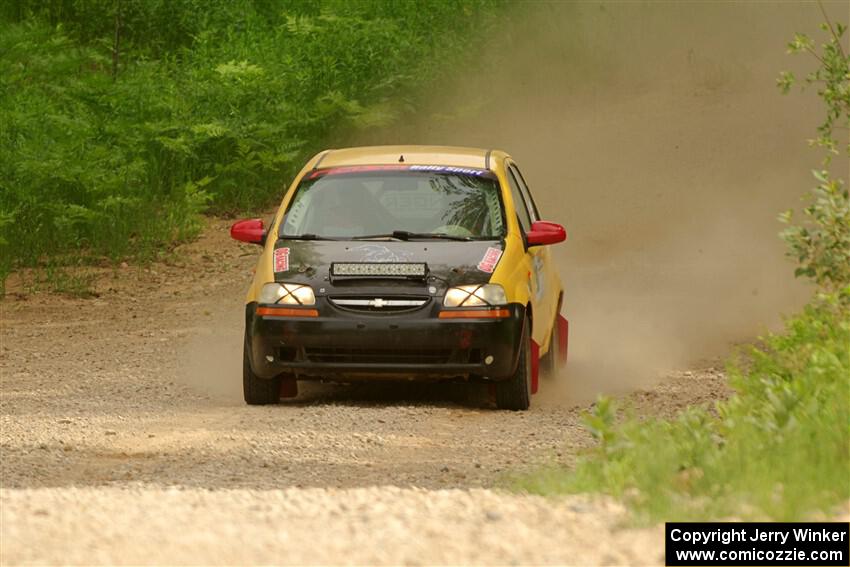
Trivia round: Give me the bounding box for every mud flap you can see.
[557,315,569,365]
[531,339,540,395]
[280,378,298,398]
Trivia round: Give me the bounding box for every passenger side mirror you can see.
[230,219,266,245]
[526,221,566,247]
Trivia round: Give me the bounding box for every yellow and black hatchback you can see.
[231,146,568,410]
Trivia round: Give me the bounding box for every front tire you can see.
[495,318,532,411]
[243,331,281,405]
[541,316,563,378]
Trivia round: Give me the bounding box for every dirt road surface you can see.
[0,219,728,565]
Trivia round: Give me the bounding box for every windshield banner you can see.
[309,164,493,179]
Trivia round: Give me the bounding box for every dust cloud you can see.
[358,1,848,403]
[181,294,245,402]
[181,3,848,407]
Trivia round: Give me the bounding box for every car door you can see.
[505,161,554,347]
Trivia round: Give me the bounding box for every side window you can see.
[506,167,533,233]
[509,163,540,221]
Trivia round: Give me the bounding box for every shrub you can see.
[778,15,849,293]
[0,0,503,292]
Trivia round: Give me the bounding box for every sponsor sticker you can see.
[477,247,503,273]
[273,247,290,272]
[408,165,487,176]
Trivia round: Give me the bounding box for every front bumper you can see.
[245,301,525,381]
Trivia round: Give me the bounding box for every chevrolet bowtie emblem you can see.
[369,298,386,308]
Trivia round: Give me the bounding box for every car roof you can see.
[313,145,508,171]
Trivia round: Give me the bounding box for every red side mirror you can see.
[230,219,266,245]
[526,221,566,247]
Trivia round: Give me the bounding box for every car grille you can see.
[328,295,430,313]
[304,347,453,365]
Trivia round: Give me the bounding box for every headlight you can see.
[259,283,316,305]
[443,284,507,307]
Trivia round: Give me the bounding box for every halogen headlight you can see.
[443,284,507,307]
[259,283,316,305]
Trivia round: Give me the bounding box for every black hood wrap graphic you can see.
[272,240,504,295]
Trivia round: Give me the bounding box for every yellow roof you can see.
[315,145,504,170]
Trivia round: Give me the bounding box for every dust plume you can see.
[181,294,245,402]
[359,1,849,403]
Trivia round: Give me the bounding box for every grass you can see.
[513,291,850,522]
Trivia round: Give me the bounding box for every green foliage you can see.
[779,170,850,292]
[0,0,503,292]
[778,14,850,292]
[778,20,850,158]
[515,294,850,521]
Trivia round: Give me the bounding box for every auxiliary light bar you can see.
[331,262,427,278]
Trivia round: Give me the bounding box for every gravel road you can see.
[0,219,727,565]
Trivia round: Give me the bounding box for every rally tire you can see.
[243,332,281,405]
[541,317,561,379]
[495,318,532,411]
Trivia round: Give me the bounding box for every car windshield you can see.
[279,166,505,240]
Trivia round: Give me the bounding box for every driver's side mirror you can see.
[230,219,266,245]
[527,221,566,247]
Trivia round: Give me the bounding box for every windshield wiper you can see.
[352,230,472,242]
[279,233,342,241]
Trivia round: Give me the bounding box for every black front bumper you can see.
[245,301,525,381]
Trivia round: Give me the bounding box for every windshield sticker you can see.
[274,247,290,272]
[477,247,503,273]
[408,165,487,176]
[309,164,491,179]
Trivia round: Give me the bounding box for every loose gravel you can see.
[0,219,727,565]
[1,487,664,565]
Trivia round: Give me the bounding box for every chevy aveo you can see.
[231,146,568,410]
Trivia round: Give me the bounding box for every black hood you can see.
[271,239,504,295]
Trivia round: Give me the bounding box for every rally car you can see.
[231,145,568,410]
